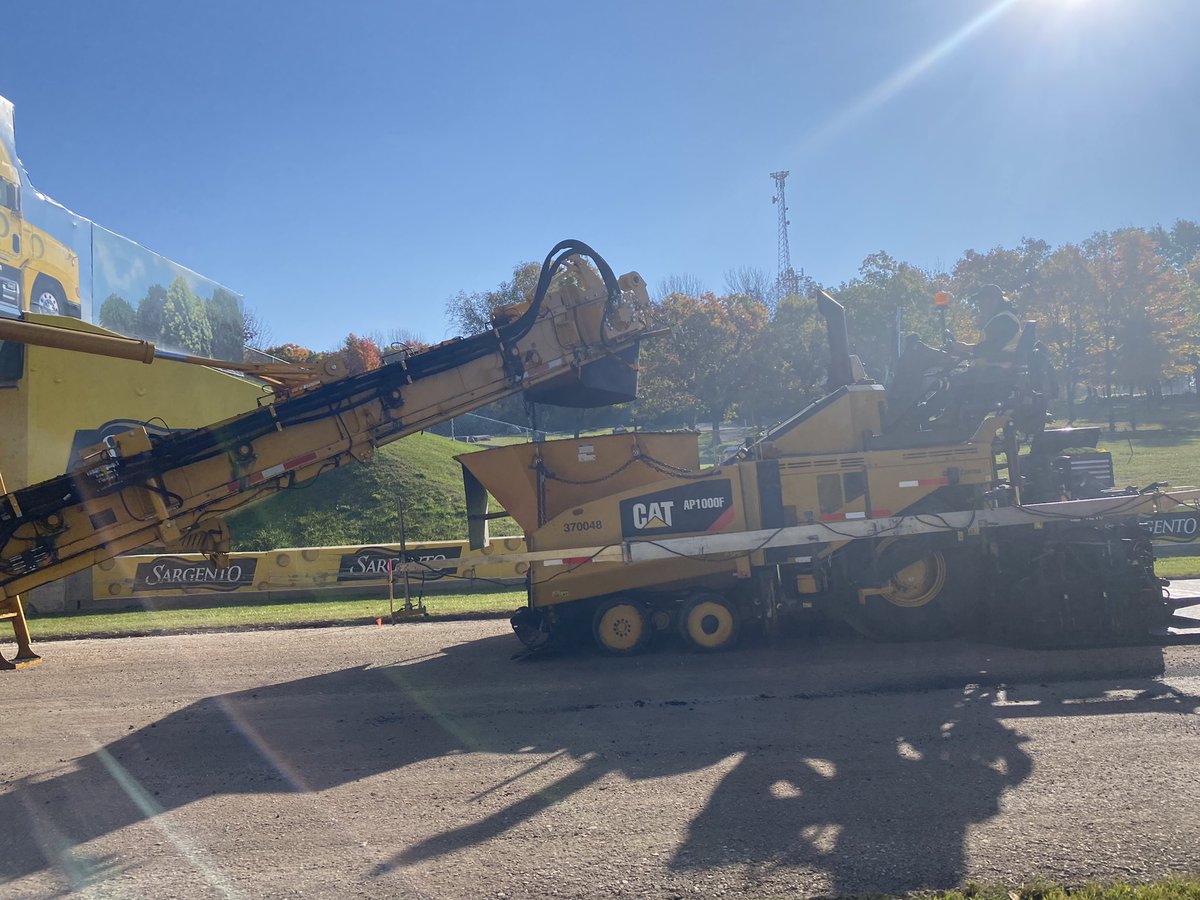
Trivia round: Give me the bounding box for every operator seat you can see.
[881,321,1043,442]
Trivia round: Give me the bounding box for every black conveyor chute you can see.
[523,342,641,408]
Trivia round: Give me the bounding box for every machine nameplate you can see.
[620,479,734,538]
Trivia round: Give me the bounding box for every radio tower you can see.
[770,170,800,301]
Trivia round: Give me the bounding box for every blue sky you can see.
[5,0,1197,349]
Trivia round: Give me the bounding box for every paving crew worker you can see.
[950,284,1021,364]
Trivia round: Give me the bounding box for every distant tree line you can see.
[259,335,380,376]
[643,222,1200,433]
[236,220,1200,439]
[441,220,1200,439]
[97,275,423,380]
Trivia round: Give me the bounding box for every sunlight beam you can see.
[94,744,243,899]
[796,0,1023,156]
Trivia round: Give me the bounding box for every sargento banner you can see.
[337,546,464,582]
[94,538,527,601]
[133,557,258,593]
[1140,512,1200,542]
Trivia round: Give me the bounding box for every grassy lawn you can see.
[1054,403,1200,580]
[22,591,525,641]
[936,878,1200,900]
[1155,556,1200,579]
[1053,401,1200,490]
[1105,429,1200,492]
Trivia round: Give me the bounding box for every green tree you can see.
[136,284,168,342]
[1149,219,1200,270]
[951,239,1050,313]
[1084,229,1195,401]
[835,252,947,382]
[1033,244,1098,418]
[444,262,539,335]
[750,294,828,422]
[635,291,769,442]
[206,288,245,361]
[97,294,137,335]
[161,276,213,356]
[633,320,702,430]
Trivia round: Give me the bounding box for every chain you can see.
[537,443,720,486]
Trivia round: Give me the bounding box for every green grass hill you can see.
[227,431,517,551]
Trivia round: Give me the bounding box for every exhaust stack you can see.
[817,290,854,389]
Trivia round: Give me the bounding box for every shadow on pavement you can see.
[2,632,1194,894]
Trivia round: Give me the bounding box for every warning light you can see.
[934,290,950,308]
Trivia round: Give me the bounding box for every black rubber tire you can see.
[31,275,66,316]
[677,592,741,652]
[511,606,554,651]
[591,597,649,655]
[843,544,979,643]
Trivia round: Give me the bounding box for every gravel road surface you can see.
[3,615,1200,899]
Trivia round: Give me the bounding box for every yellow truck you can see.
[0,124,81,318]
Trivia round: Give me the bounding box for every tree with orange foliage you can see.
[1084,229,1196,397]
[262,343,318,364]
[339,334,383,376]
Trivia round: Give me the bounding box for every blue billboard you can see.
[0,96,245,361]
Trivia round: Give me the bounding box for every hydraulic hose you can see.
[3,241,627,524]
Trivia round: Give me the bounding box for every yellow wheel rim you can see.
[685,600,735,649]
[881,553,947,609]
[596,602,645,652]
